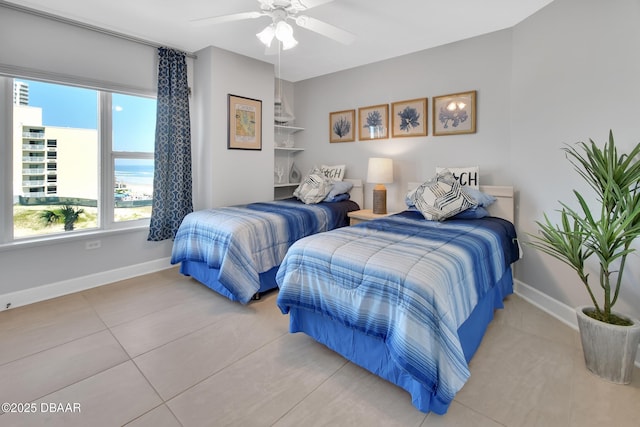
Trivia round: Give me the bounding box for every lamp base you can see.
[372,184,387,215]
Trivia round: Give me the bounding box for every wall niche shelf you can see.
[274,125,304,199]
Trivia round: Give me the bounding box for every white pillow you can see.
[319,164,345,181]
[293,168,334,204]
[410,171,477,220]
[436,166,479,189]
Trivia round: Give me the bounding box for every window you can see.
[9,78,156,240]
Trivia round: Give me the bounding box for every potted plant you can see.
[528,130,640,384]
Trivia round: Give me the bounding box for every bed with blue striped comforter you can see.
[171,198,358,303]
[276,210,519,413]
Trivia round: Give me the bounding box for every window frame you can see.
[2,75,156,244]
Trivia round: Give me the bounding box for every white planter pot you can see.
[575,306,640,384]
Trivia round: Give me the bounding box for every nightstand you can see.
[347,209,395,226]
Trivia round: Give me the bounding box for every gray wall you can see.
[511,0,640,319]
[292,0,640,321]
[0,5,174,300]
[0,6,276,304]
[292,29,514,212]
[2,0,640,323]
[191,46,275,211]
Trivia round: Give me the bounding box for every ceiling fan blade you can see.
[290,0,335,11]
[191,11,264,26]
[295,15,355,45]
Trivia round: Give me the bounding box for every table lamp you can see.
[367,157,393,214]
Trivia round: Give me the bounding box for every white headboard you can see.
[407,182,514,223]
[344,178,363,209]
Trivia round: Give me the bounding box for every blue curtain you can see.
[147,47,193,241]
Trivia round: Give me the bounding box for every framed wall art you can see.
[358,104,389,140]
[391,98,428,138]
[329,109,356,143]
[432,91,477,136]
[228,94,262,150]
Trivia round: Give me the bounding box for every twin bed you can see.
[171,177,519,414]
[170,179,362,303]
[275,185,519,414]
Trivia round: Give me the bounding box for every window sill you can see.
[0,224,152,253]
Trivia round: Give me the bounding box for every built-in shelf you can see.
[275,124,304,134]
[274,147,304,152]
[274,125,304,199]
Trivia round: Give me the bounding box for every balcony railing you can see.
[22,144,45,150]
[22,180,45,187]
[22,132,45,139]
[23,192,46,197]
[22,168,45,174]
[23,156,45,162]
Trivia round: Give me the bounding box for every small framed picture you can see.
[358,104,389,140]
[432,91,477,136]
[329,109,356,143]
[228,94,262,150]
[391,98,428,138]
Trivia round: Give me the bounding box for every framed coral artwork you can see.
[329,109,355,143]
[432,91,477,136]
[358,104,389,140]
[391,98,428,138]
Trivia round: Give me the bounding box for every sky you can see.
[24,79,157,153]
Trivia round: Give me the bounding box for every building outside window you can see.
[10,79,156,239]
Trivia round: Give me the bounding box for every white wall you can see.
[192,46,275,210]
[293,29,513,213]
[511,0,640,320]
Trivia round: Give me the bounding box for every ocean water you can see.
[115,163,154,187]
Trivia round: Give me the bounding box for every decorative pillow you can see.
[410,171,477,221]
[323,180,353,202]
[436,166,479,189]
[319,164,346,181]
[462,186,496,207]
[293,168,333,204]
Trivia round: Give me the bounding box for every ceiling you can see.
[4,0,553,82]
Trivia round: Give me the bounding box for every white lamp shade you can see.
[367,158,393,184]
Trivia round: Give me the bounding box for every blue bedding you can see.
[276,211,519,413]
[171,198,358,303]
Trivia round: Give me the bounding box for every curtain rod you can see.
[0,1,197,59]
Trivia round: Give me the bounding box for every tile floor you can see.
[1,267,639,426]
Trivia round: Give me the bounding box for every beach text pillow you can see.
[436,166,479,189]
[319,164,346,181]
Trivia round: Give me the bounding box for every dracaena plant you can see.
[528,131,640,326]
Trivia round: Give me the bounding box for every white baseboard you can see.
[514,279,640,368]
[0,257,173,311]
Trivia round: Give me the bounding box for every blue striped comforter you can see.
[276,211,519,406]
[171,199,357,303]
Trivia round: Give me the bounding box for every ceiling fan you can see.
[192,0,356,50]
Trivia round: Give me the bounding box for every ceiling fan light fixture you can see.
[275,20,298,49]
[256,24,276,47]
[275,20,293,40]
[281,36,298,50]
